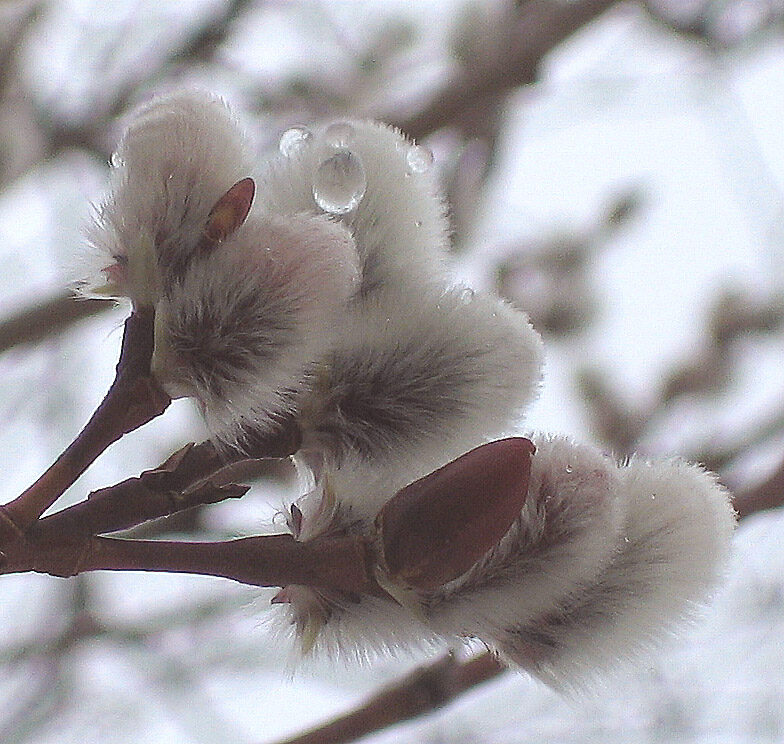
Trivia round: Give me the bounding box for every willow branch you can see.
[26,415,301,542]
[0,309,170,549]
[1,533,379,596]
[44,0,255,159]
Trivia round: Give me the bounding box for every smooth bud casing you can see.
[376,437,535,590]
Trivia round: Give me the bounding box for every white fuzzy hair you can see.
[82,90,254,306]
[297,280,544,520]
[493,454,736,687]
[257,119,450,294]
[273,436,736,687]
[152,212,359,440]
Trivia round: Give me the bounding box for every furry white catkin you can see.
[79,90,736,687]
[82,91,361,439]
[276,436,736,687]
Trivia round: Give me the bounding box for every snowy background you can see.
[1,1,784,742]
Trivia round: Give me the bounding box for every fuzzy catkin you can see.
[152,213,360,438]
[82,92,367,441]
[82,90,255,306]
[297,280,544,512]
[274,436,736,683]
[257,119,451,294]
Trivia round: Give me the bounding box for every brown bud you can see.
[199,177,256,251]
[376,437,535,591]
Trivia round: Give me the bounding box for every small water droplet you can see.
[414,220,423,227]
[406,144,433,174]
[312,149,367,215]
[565,465,573,474]
[110,151,124,168]
[459,287,475,304]
[279,126,313,157]
[624,537,630,543]
[324,122,355,149]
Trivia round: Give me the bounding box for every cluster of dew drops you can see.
[278,121,434,216]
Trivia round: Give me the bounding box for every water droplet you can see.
[414,220,423,227]
[110,151,124,168]
[312,149,367,215]
[279,126,313,157]
[406,144,433,174]
[565,465,573,474]
[324,122,355,149]
[459,287,475,304]
[624,537,630,543]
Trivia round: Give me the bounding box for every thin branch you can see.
[274,651,505,744]
[44,0,256,159]
[638,0,714,45]
[0,310,170,549]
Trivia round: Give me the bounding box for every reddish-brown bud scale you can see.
[200,177,256,250]
[376,437,536,591]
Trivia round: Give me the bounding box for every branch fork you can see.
[0,307,383,603]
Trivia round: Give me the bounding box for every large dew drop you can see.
[312,149,367,215]
[279,126,313,157]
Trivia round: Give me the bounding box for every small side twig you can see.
[0,309,170,549]
[28,417,301,542]
[0,292,111,354]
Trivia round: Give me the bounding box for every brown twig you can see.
[44,0,256,159]
[0,310,170,549]
[2,532,378,596]
[274,651,505,744]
